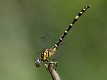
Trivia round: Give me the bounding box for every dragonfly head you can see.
[35,58,41,67]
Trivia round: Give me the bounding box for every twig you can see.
[45,63,60,80]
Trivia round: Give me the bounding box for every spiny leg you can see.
[45,60,58,70]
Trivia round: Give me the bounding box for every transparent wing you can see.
[41,33,51,50]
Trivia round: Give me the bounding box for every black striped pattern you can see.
[52,5,91,50]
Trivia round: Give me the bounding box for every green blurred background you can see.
[0,0,107,80]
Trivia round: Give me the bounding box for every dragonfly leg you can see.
[49,61,58,70]
[45,61,58,70]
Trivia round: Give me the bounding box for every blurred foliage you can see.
[0,0,107,80]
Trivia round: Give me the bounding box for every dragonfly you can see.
[35,5,91,67]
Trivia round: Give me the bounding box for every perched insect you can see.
[35,5,91,67]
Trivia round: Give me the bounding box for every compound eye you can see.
[35,58,41,67]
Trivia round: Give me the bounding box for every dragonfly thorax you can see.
[40,49,55,61]
[35,48,56,67]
